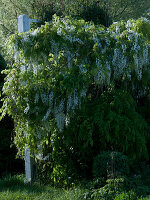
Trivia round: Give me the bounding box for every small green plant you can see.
[85,177,106,190]
[91,178,126,200]
[91,177,149,200]
[114,190,139,200]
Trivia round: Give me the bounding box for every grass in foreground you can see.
[0,175,150,200]
[0,175,85,200]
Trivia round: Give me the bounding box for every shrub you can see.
[1,16,150,184]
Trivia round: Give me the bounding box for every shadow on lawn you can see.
[0,174,46,194]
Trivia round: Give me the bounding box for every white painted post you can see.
[18,14,30,33]
[18,14,38,183]
[18,15,38,33]
[24,148,32,183]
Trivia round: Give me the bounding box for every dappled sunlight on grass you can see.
[0,175,85,200]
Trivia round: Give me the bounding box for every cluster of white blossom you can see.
[14,52,20,62]
[32,64,38,75]
[122,44,127,54]
[53,99,65,131]
[143,45,149,64]
[20,81,27,86]
[40,91,54,121]
[84,24,89,31]
[105,37,111,46]
[66,25,75,33]
[104,61,111,85]
[49,91,54,107]
[41,91,49,104]
[65,35,83,44]
[93,35,108,54]
[51,41,59,58]
[134,54,143,80]
[24,103,30,114]
[12,94,16,102]
[21,34,30,45]
[95,58,103,83]
[73,88,79,108]
[20,65,26,73]
[35,143,50,161]
[94,58,111,85]
[65,114,70,126]
[112,48,126,78]
[34,93,39,103]
[57,28,62,36]
[14,16,150,134]
[66,88,81,113]
[49,88,82,130]
[31,28,39,37]
[42,108,51,121]
[7,74,14,87]
[55,113,66,132]
[65,50,74,69]
[116,26,120,35]
[93,35,102,48]
[59,18,76,33]
[126,20,132,30]
[67,94,73,112]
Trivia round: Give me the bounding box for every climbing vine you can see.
[0,15,150,160]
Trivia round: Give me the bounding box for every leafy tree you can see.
[98,0,150,21]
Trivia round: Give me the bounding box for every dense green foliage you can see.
[85,164,150,199]
[93,151,129,178]
[90,177,150,200]
[1,15,150,184]
[1,0,150,53]
[47,89,149,183]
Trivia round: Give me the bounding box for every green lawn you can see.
[0,175,85,200]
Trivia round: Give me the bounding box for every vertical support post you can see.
[18,14,30,33]
[24,148,32,182]
[18,14,34,183]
